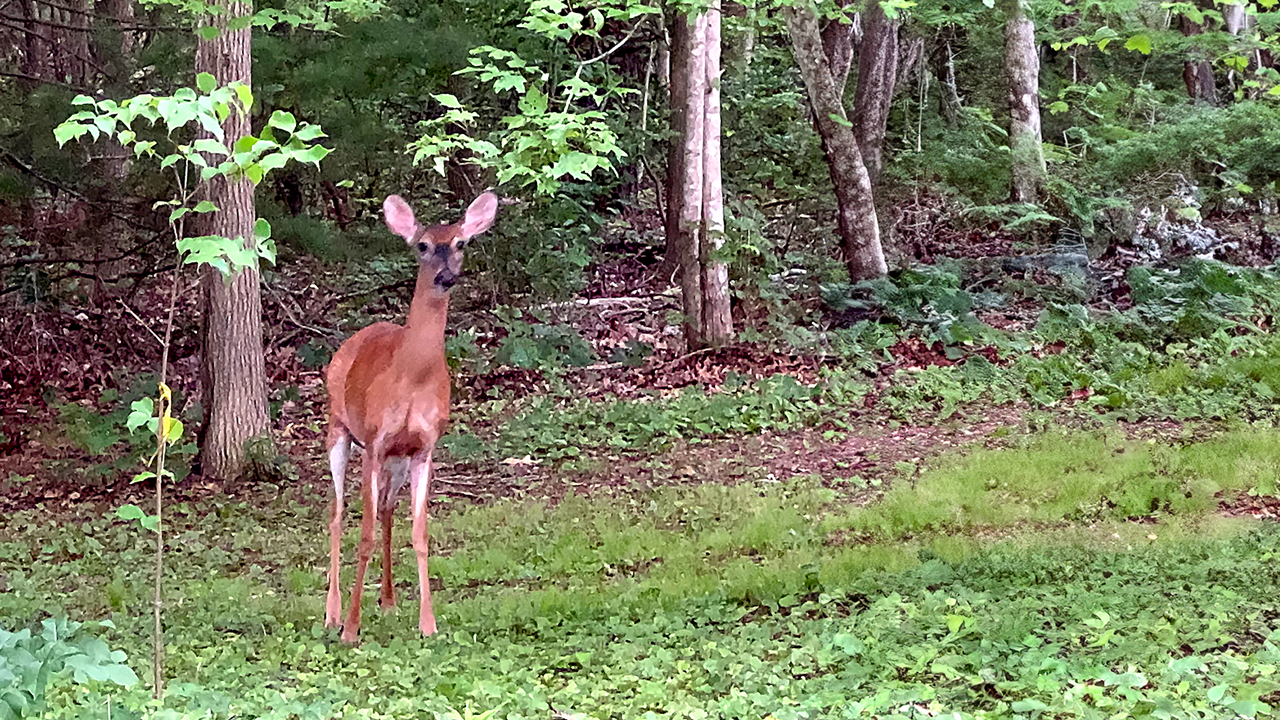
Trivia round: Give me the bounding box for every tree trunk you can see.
[195,0,271,481]
[1004,0,1045,204]
[698,0,732,345]
[664,5,732,348]
[938,35,963,126]
[851,0,899,185]
[674,12,707,344]
[724,2,755,74]
[1179,14,1218,104]
[820,5,855,97]
[659,5,689,284]
[785,2,887,282]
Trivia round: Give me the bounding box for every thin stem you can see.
[150,211,183,701]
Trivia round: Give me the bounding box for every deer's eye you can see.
[417,242,428,252]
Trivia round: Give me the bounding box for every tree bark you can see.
[663,5,732,348]
[1004,0,1045,204]
[820,6,855,97]
[938,35,963,126]
[195,0,271,481]
[699,0,731,345]
[851,0,899,185]
[1179,14,1218,104]
[674,11,707,344]
[659,5,689,283]
[785,2,887,282]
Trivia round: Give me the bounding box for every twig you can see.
[0,69,86,91]
[662,345,718,369]
[119,299,164,346]
[436,488,483,501]
[333,277,414,302]
[262,282,342,339]
[562,21,645,113]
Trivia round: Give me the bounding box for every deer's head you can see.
[383,192,499,296]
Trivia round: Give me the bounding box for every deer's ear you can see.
[458,192,499,239]
[384,195,418,242]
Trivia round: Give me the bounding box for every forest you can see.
[3,0,1280,714]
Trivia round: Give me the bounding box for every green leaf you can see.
[132,471,156,484]
[193,138,229,156]
[257,152,290,173]
[233,83,254,111]
[195,25,220,39]
[293,124,326,141]
[293,145,331,167]
[116,504,145,521]
[268,110,297,133]
[196,72,217,93]
[244,163,264,184]
[828,113,853,128]
[53,123,84,147]
[71,94,96,106]
[1048,100,1069,115]
[165,419,184,443]
[519,85,548,116]
[1124,33,1152,55]
[193,200,218,213]
[435,93,463,109]
[126,398,154,432]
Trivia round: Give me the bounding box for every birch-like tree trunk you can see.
[665,3,732,348]
[698,2,732,345]
[195,0,272,481]
[785,1,887,281]
[1004,0,1046,203]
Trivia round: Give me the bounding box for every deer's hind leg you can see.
[324,423,351,628]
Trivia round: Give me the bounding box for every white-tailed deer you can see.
[324,191,498,642]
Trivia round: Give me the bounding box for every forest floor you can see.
[6,210,1280,718]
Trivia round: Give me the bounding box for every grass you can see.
[837,429,1280,539]
[6,425,1280,719]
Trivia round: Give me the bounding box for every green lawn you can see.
[5,428,1280,719]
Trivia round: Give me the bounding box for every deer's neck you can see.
[400,269,449,366]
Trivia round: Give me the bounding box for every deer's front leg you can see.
[341,455,380,643]
[408,451,436,637]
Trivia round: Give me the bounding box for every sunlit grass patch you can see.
[832,429,1280,540]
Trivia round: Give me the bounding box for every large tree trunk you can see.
[195,0,271,481]
[820,6,855,96]
[1004,0,1045,204]
[785,2,887,282]
[851,0,900,185]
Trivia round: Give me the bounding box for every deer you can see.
[324,191,498,643]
